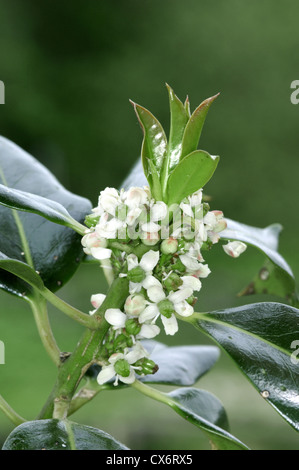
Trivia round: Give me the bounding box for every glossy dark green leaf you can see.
[2,419,129,450]
[86,340,220,386]
[141,341,220,385]
[0,251,44,299]
[180,93,219,160]
[221,218,297,303]
[167,388,249,450]
[0,184,85,233]
[192,302,299,432]
[167,150,219,205]
[0,136,92,298]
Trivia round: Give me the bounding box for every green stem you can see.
[38,276,129,419]
[131,380,173,407]
[0,394,26,426]
[41,287,99,330]
[28,295,61,366]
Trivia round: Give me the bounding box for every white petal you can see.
[203,211,217,229]
[108,352,124,364]
[139,304,160,323]
[139,323,161,339]
[129,281,142,294]
[174,300,194,317]
[125,343,148,363]
[141,221,161,233]
[125,187,149,208]
[147,285,166,303]
[181,276,202,292]
[127,253,139,271]
[126,207,142,226]
[161,314,178,336]
[96,365,116,385]
[150,201,168,221]
[195,263,211,278]
[189,190,202,207]
[142,275,162,289]
[223,241,247,258]
[180,202,194,218]
[104,308,126,328]
[90,293,106,309]
[179,254,201,271]
[90,247,112,260]
[119,369,136,384]
[168,287,193,303]
[139,250,160,272]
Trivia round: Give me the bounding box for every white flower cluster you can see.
[82,186,247,386]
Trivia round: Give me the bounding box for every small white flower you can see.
[150,201,168,222]
[142,279,194,335]
[97,343,148,386]
[81,231,112,260]
[223,241,247,258]
[98,187,121,216]
[179,253,211,278]
[127,250,160,294]
[89,293,106,315]
[125,187,149,209]
[124,294,147,316]
[189,189,202,207]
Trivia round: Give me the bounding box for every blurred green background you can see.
[0,0,299,450]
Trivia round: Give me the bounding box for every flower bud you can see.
[125,318,142,335]
[113,334,129,351]
[140,231,160,246]
[135,358,159,375]
[163,272,183,291]
[124,294,146,316]
[158,299,175,318]
[84,214,100,228]
[161,237,178,255]
[114,359,131,377]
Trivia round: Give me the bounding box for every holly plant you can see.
[0,85,298,451]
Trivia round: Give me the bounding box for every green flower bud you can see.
[161,237,178,255]
[186,295,197,306]
[158,299,175,318]
[127,266,146,283]
[135,358,159,375]
[113,334,128,351]
[114,358,131,377]
[125,318,142,336]
[163,272,183,291]
[84,214,100,228]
